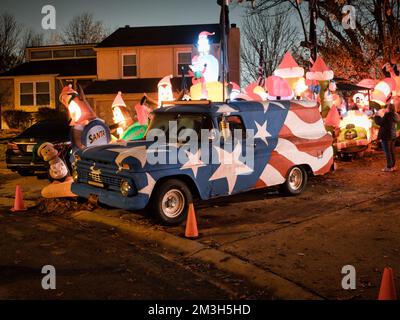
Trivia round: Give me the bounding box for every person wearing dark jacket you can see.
[374,101,400,172]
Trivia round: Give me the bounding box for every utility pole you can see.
[309,0,318,62]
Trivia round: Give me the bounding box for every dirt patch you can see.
[35,198,95,215]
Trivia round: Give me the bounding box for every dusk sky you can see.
[2,0,246,36]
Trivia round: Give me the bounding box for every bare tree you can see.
[251,0,400,80]
[241,10,299,85]
[61,13,109,44]
[0,12,43,73]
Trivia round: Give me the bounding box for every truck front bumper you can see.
[71,183,149,211]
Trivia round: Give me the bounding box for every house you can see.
[0,23,240,128]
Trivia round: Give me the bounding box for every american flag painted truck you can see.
[71,100,334,225]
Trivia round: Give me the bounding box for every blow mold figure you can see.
[110,91,147,141]
[306,56,334,118]
[190,31,224,101]
[59,85,111,151]
[37,142,69,182]
[36,142,76,199]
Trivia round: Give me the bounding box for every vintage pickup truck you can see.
[71,100,333,225]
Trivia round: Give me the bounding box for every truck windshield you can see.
[146,113,213,141]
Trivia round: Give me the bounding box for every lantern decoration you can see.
[112,91,134,139]
[158,75,174,106]
[266,76,294,100]
[371,78,396,106]
[273,51,305,91]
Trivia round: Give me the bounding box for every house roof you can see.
[0,58,97,77]
[84,78,191,95]
[96,24,221,48]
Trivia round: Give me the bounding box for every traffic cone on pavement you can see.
[10,185,27,212]
[378,267,397,300]
[185,203,199,239]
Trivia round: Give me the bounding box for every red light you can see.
[7,143,19,151]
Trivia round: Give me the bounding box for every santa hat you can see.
[199,31,215,40]
[229,82,241,93]
[274,51,304,78]
[306,56,334,81]
[112,91,127,109]
[158,75,173,87]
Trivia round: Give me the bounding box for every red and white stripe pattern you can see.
[258,100,333,187]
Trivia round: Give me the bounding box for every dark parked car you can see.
[6,119,71,176]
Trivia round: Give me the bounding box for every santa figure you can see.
[195,31,219,83]
[158,75,174,106]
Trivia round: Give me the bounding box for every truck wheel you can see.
[280,166,307,196]
[150,179,192,226]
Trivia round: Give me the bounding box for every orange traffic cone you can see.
[185,203,199,239]
[378,267,397,300]
[10,185,27,212]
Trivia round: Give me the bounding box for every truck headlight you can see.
[120,179,134,197]
[72,167,79,182]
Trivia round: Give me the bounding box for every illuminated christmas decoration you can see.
[266,75,294,100]
[158,75,174,106]
[112,91,134,139]
[60,85,97,126]
[294,77,308,98]
[229,82,241,100]
[371,78,396,106]
[191,31,219,83]
[244,83,267,101]
[37,142,69,182]
[274,51,305,91]
[324,104,341,128]
[306,56,334,81]
[59,85,111,150]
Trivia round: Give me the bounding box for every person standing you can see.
[374,97,400,172]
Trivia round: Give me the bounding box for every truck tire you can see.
[280,166,308,196]
[150,179,193,226]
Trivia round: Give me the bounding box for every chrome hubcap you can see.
[161,189,185,218]
[288,167,303,190]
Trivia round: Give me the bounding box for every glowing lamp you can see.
[294,77,308,97]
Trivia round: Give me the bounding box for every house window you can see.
[20,83,34,106]
[30,50,52,60]
[122,54,137,78]
[53,49,75,58]
[20,81,50,107]
[177,52,192,76]
[76,48,96,57]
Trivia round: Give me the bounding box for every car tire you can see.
[280,166,308,196]
[150,179,192,226]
